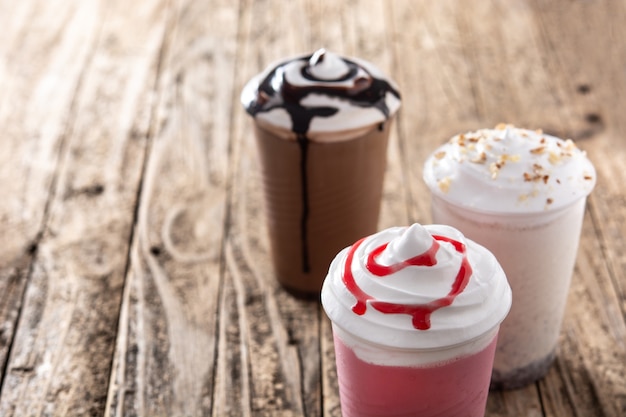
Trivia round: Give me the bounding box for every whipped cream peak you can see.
[423,124,596,214]
[321,223,511,352]
[241,50,401,141]
[378,223,433,266]
[306,49,351,80]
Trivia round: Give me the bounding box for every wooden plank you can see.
[304,1,413,415]
[228,1,411,415]
[386,1,626,416]
[387,0,485,223]
[220,1,321,415]
[486,385,544,417]
[105,0,240,415]
[0,0,99,377]
[529,0,626,313]
[303,6,352,415]
[541,203,626,417]
[527,1,626,416]
[388,0,559,415]
[0,0,167,414]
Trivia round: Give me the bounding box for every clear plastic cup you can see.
[322,224,512,416]
[423,125,596,388]
[430,195,587,388]
[251,119,392,295]
[332,323,500,417]
[241,49,401,295]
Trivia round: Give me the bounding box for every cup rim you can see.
[430,191,588,219]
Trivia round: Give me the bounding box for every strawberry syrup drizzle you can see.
[342,234,472,330]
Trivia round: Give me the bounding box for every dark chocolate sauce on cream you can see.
[243,49,401,273]
[342,234,472,330]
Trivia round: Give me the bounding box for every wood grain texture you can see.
[0,0,99,378]
[0,0,624,416]
[105,0,237,415]
[0,0,166,415]
[388,1,626,416]
[223,1,319,416]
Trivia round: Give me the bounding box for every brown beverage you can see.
[241,49,401,294]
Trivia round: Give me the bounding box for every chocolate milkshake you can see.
[241,49,401,295]
[423,125,596,389]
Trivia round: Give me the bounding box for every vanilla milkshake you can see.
[321,223,512,417]
[423,124,596,389]
[241,49,401,295]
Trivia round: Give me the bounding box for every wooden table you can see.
[1,0,625,416]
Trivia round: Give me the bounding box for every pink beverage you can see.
[333,328,498,417]
[423,125,596,389]
[321,224,512,417]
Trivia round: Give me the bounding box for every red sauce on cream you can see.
[342,234,472,330]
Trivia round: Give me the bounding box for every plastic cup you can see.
[322,224,512,416]
[242,49,401,294]
[252,120,391,294]
[423,125,596,389]
[332,323,500,417]
[430,195,587,389]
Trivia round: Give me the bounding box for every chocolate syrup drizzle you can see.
[245,50,401,273]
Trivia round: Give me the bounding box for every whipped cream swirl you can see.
[321,224,511,350]
[423,125,596,213]
[241,49,401,141]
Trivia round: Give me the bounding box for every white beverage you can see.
[423,125,596,389]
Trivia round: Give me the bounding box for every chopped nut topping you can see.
[530,146,545,154]
[471,152,487,164]
[549,151,561,165]
[546,198,554,205]
[564,139,577,151]
[489,162,500,179]
[434,151,446,160]
[584,175,593,180]
[495,123,508,130]
[556,178,561,184]
[540,137,546,144]
[438,177,452,193]
[494,154,514,168]
[535,129,543,134]
[523,163,551,183]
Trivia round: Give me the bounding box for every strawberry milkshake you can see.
[321,223,512,417]
[423,124,596,389]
